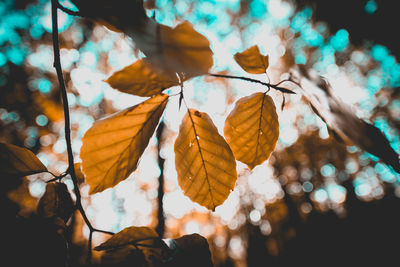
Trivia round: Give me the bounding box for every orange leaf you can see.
[174,109,237,211]
[233,45,269,74]
[0,143,48,177]
[95,226,158,251]
[224,93,279,169]
[80,94,168,194]
[154,21,214,78]
[106,59,179,97]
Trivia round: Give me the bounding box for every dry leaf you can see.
[72,1,213,78]
[95,226,158,251]
[294,65,400,173]
[0,143,47,177]
[234,45,269,74]
[168,234,213,267]
[174,109,237,211]
[70,0,147,33]
[37,183,75,223]
[106,59,180,97]
[80,94,169,194]
[155,21,214,77]
[224,93,279,169]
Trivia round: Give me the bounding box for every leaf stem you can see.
[207,73,296,94]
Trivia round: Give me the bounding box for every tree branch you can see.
[51,0,113,264]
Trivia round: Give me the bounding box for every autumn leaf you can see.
[95,226,159,251]
[168,234,213,267]
[294,65,400,173]
[80,94,168,194]
[0,143,48,177]
[106,58,180,97]
[70,0,147,34]
[37,182,75,223]
[224,93,279,169]
[72,0,213,77]
[174,109,237,211]
[153,21,214,77]
[234,45,269,74]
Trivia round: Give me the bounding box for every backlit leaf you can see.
[0,143,47,177]
[234,45,269,74]
[224,93,279,169]
[80,94,169,194]
[294,65,400,173]
[95,226,159,251]
[155,21,214,77]
[174,109,237,211]
[71,1,213,78]
[106,59,180,97]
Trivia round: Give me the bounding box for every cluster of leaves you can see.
[79,36,282,212]
[3,1,400,265]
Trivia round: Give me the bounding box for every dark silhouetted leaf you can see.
[294,65,400,173]
[0,143,48,177]
[70,0,147,33]
[95,226,159,251]
[224,93,279,169]
[167,234,214,267]
[37,182,75,223]
[174,109,237,211]
[80,94,169,194]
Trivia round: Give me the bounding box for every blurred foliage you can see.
[1,0,399,266]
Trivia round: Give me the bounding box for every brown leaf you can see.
[70,0,147,33]
[72,2,213,78]
[224,93,279,169]
[95,226,159,251]
[37,182,75,223]
[294,65,400,173]
[80,94,168,194]
[0,143,47,177]
[106,59,180,97]
[154,21,214,77]
[169,234,214,267]
[234,45,269,74]
[174,109,237,211]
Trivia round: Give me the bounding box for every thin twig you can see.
[51,0,114,264]
[87,230,93,265]
[56,1,81,16]
[208,73,296,94]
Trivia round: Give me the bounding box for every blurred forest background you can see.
[1,0,399,266]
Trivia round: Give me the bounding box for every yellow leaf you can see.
[95,226,158,251]
[233,45,269,74]
[80,94,169,194]
[0,143,47,177]
[106,59,180,97]
[155,21,214,78]
[224,93,279,169]
[174,109,237,211]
